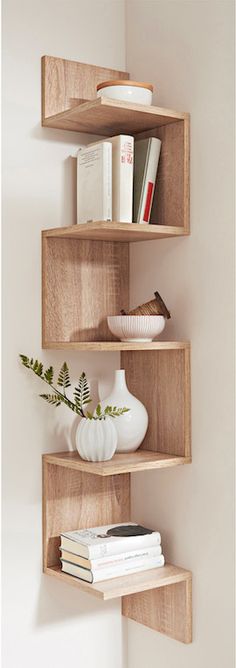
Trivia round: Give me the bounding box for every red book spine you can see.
[143,181,154,222]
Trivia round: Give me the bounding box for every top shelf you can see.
[42,96,189,136]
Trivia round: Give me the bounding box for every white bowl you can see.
[107,315,165,342]
[97,80,153,106]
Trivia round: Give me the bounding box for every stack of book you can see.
[60,522,165,584]
[77,135,161,225]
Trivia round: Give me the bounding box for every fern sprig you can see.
[74,372,91,417]
[20,355,129,421]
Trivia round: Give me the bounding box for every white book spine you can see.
[111,135,134,223]
[103,142,112,221]
[92,554,165,582]
[60,544,162,569]
[138,138,161,224]
[61,555,165,583]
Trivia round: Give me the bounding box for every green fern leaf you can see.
[40,393,61,407]
[44,366,54,385]
[57,362,71,391]
[74,372,91,413]
[19,354,30,368]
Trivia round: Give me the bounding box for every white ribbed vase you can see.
[101,370,148,453]
[76,417,117,462]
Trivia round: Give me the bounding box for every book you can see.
[133,137,161,224]
[61,554,165,583]
[60,523,161,559]
[77,142,112,223]
[60,544,162,570]
[88,135,134,222]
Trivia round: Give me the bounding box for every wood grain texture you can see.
[43,450,191,477]
[42,56,129,121]
[42,222,188,242]
[42,461,130,570]
[41,340,190,351]
[45,563,191,602]
[42,237,129,344]
[122,575,192,643]
[135,118,190,231]
[121,348,191,457]
[42,95,189,135]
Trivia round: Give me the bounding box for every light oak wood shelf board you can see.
[42,222,188,242]
[45,563,191,601]
[42,96,189,135]
[43,450,192,476]
[42,341,190,352]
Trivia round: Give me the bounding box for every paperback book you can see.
[60,523,161,559]
[77,142,112,223]
[61,554,165,583]
[60,544,162,570]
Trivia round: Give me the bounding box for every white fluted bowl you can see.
[76,417,117,461]
[107,315,166,342]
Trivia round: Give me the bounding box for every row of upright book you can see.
[60,522,165,584]
[76,135,161,225]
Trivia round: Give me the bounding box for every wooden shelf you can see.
[43,95,189,136]
[42,340,189,351]
[45,562,191,601]
[42,222,188,242]
[43,450,191,476]
[41,56,192,643]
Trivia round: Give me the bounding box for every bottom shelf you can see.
[45,563,191,601]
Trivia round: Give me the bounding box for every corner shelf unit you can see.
[41,55,192,644]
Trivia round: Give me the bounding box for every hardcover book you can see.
[88,134,134,222]
[133,137,161,224]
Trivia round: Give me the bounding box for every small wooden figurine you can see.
[121,291,171,319]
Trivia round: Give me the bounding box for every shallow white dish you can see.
[97,80,153,106]
[107,315,165,342]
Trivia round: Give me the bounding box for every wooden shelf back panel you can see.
[43,450,191,477]
[43,461,130,569]
[42,56,129,121]
[42,236,129,344]
[42,222,188,242]
[45,562,191,603]
[121,347,191,458]
[122,576,192,643]
[136,118,190,230]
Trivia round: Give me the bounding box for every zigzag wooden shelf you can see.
[41,55,192,643]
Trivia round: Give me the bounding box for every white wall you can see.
[126,1,234,667]
[2,2,126,667]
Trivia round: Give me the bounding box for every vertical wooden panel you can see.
[43,461,130,569]
[42,237,129,344]
[42,56,129,121]
[135,118,190,231]
[121,348,191,457]
[122,577,192,643]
